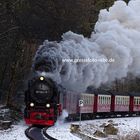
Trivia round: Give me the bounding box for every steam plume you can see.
[33,0,140,92]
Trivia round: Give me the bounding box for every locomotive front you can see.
[24,76,61,126]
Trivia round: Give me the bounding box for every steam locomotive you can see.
[24,75,140,126]
[24,76,62,126]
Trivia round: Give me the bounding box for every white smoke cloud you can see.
[55,109,68,126]
[33,0,140,92]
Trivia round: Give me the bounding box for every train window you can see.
[89,97,92,104]
[100,96,102,104]
[117,97,119,104]
[98,96,100,104]
[118,97,120,104]
[136,98,138,105]
[138,98,140,105]
[91,96,93,104]
[115,97,117,104]
[89,97,91,104]
[119,97,121,104]
[120,97,122,104]
[104,96,106,104]
[105,96,106,104]
[122,97,124,105]
[85,96,87,105]
[87,97,89,104]
[125,98,127,105]
[106,96,107,104]
[127,98,129,105]
[121,97,123,104]
[108,97,110,104]
[85,98,87,105]
[126,97,127,105]
[102,96,104,104]
[134,98,137,105]
[125,98,126,105]
[123,97,125,105]
[104,96,105,104]
[106,97,107,104]
[126,98,128,105]
[107,97,109,104]
[87,96,89,104]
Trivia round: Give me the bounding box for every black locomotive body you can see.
[24,76,62,126]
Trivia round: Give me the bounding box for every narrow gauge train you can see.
[24,76,140,126]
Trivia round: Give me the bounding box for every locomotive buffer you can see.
[79,100,84,126]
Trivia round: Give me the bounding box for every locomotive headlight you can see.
[46,104,50,108]
[30,102,34,107]
[40,76,44,81]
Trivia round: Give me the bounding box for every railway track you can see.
[25,126,57,140]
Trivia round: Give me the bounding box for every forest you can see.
[0,0,138,109]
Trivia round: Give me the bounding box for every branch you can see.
[0,26,19,38]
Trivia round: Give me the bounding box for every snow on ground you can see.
[80,117,140,134]
[47,117,140,140]
[1,117,140,140]
[0,121,28,140]
[47,122,81,140]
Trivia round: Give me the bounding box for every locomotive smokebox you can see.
[28,76,58,104]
